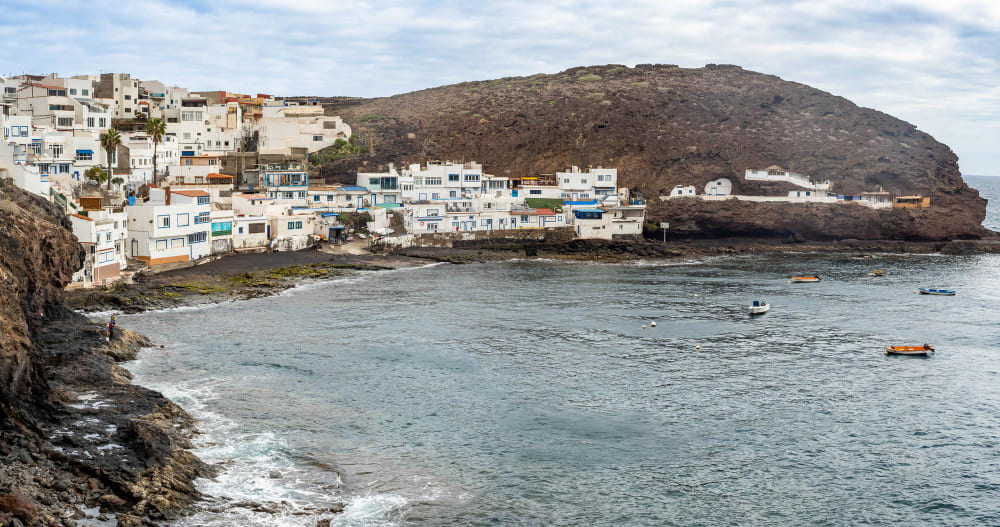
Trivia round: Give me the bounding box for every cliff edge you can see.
[311,64,989,240]
[0,179,211,526]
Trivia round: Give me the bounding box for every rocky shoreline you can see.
[390,236,1000,264]
[2,316,214,527]
[67,249,433,315]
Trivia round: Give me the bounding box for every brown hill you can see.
[309,64,989,240]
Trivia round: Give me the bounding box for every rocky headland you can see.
[305,64,993,241]
[0,181,211,526]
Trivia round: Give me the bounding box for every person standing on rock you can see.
[108,315,116,341]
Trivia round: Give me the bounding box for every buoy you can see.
[651,321,657,327]
[642,325,646,329]
[696,345,701,350]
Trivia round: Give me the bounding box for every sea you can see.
[117,175,1000,526]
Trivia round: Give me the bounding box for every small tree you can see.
[85,166,108,186]
[100,128,122,190]
[145,118,166,185]
[111,176,125,187]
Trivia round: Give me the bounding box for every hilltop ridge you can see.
[306,64,990,241]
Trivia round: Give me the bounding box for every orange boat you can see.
[790,276,821,283]
[884,344,935,356]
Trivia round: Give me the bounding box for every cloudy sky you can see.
[2,0,997,174]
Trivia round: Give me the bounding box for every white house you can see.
[69,207,128,287]
[126,187,212,265]
[704,178,732,196]
[257,105,351,155]
[667,185,697,198]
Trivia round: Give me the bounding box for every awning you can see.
[76,149,93,155]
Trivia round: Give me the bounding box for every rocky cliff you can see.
[310,64,990,240]
[0,180,210,526]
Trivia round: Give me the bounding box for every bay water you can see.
[119,176,1000,526]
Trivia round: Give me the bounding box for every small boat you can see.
[884,344,935,356]
[790,276,821,283]
[918,288,956,296]
[870,269,884,277]
[749,300,770,315]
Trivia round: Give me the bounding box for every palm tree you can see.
[100,128,122,190]
[145,118,166,185]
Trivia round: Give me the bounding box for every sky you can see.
[1,0,998,174]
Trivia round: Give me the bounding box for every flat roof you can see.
[171,190,211,197]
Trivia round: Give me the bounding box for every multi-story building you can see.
[257,105,351,155]
[69,205,128,286]
[95,73,140,119]
[126,187,212,265]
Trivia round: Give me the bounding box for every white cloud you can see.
[1,0,997,174]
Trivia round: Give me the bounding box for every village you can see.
[1,72,932,289]
[0,72,654,288]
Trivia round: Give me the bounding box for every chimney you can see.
[165,186,171,206]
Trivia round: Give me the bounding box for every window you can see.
[287,221,303,230]
[176,213,190,227]
[449,191,457,198]
[125,108,131,114]
[156,239,168,250]
[181,111,203,121]
[425,178,442,185]
[211,222,232,235]
[197,196,210,205]
[57,117,73,127]
[313,135,323,141]
[529,189,541,195]
[283,192,293,199]
[187,232,207,244]
[170,237,184,248]
[51,145,63,157]
[76,151,93,161]
[183,132,191,139]
[87,117,95,128]
[105,231,112,242]
[448,174,460,182]
[124,94,131,100]
[313,195,321,202]
[326,195,333,202]
[464,174,480,182]
[157,215,170,228]
[82,89,89,96]
[69,88,77,95]
[194,212,210,224]
[248,223,265,234]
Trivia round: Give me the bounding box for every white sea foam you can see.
[332,494,409,527]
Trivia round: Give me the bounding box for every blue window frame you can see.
[155,239,168,250]
[187,232,206,244]
[157,214,170,228]
[197,196,210,205]
[313,195,321,202]
[194,212,210,224]
[176,213,190,227]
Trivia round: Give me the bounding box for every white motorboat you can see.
[749,300,770,315]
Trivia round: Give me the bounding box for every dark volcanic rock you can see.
[0,180,210,523]
[309,64,989,240]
